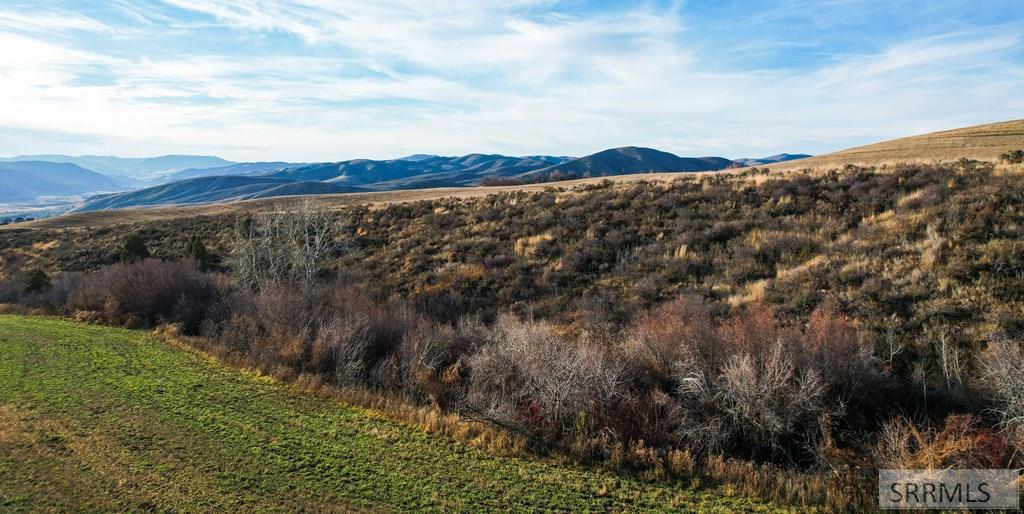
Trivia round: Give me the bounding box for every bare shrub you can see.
[202,281,430,392]
[874,415,1013,469]
[26,272,83,310]
[718,341,825,459]
[980,338,1024,447]
[624,296,714,386]
[801,301,877,398]
[467,314,626,441]
[68,259,215,333]
[641,301,874,462]
[399,318,485,408]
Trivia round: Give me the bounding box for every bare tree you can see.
[231,199,341,291]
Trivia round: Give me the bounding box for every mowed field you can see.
[0,315,791,513]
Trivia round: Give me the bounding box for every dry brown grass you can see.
[4,173,723,231]
[768,119,1024,171]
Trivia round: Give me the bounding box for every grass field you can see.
[0,315,793,513]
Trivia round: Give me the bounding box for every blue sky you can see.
[0,0,1022,161]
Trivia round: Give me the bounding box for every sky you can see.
[0,0,1022,162]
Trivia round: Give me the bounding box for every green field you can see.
[0,315,792,512]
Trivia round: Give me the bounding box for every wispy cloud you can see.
[0,9,112,34]
[0,0,1021,160]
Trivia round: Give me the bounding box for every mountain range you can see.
[70,147,745,212]
[161,162,307,183]
[74,176,358,212]
[268,154,574,188]
[3,147,813,214]
[518,147,732,182]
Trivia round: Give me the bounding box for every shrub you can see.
[874,415,1013,469]
[624,296,714,387]
[121,233,150,261]
[185,235,213,270]
[980,339,1024,449]
[1000,149,1024,164]
[466,314,627,442]
[621,299,896,462]
[23,269,51,294]
[69,259,215,333]
[202,281,430,392]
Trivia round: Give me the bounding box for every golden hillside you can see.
[768,118,1024,171]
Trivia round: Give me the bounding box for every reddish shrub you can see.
[68,259,215,333]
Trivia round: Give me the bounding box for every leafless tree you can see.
[231,199,341,291]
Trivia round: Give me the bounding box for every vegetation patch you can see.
[0,315,787,512]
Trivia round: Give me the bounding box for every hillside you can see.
[766,119,1024,170]
[518,147,732,181]
[0,161,121,202]
[0,315,780,512]
[732,154,812,167]
[160,162,305,182]
[5,173,701,230]
[71,176,360,212]
[269,154,573,187]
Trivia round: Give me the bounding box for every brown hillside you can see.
[768,118,1024,171]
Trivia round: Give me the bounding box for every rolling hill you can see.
[269,154,573,188]
[765,119,1024,170]
[68,148,731,212]
[0,161,122,202]
[262,148,730,188]
[71,176,360,212]
[517,147,732,181]
[160,162,306,183]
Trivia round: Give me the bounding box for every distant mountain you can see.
[516,147,732,182]
[270,154,573,189]
[62,147,738,212]
[731,153,812,167]
[161,162,307,183]
[0,154,233,179]
[0,161,122,202]
[72,176,360,212]
[398,154,441,162]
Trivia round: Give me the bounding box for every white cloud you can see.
[0,1,1020,160]
[0,9,112,34]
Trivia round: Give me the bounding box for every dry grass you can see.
[767,119,1024,171]
[3,173,723,231]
